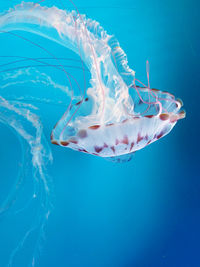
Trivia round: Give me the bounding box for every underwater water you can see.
[0,0,199,266]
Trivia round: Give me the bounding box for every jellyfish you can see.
[0,1,185,265]
[0,2,185,163]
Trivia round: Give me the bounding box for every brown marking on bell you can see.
[51,140,59,145]
[152,88,159,92]
[159,113,169,121]
[106,123,114,127]
[133,116,140,119]
[144,115,154,118]
[130,142,134,151]
[50,132,54,140]
[85,97,89,102]
[121,135,129,145]
[69,139,78,144]
[157,131,164,139]
[89,125,100,130]
[137,133,143,143]
[135,85,145,89]
[147,140,152,145]
[110,146,115,153]
[115,139,119,145]
[94,146,103,153]
[60,141,69,146]
[75,100,83,106]
[79,148,89,153]
[122,119,128,123]
[77,129,87,139]
[104,143,108,148]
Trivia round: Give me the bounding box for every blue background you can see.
[0,0,199,266]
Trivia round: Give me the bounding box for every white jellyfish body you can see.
[0,2,185,161]
[51,87,185,158]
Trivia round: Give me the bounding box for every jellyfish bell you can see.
[51,84,185,160]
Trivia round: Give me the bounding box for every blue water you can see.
[0,0,199,266]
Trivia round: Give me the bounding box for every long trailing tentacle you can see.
[0,95,52,266]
